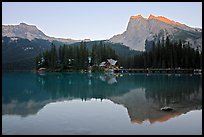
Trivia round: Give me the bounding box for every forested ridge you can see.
[36,36,202,71]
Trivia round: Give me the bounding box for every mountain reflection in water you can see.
[2,72,202,124]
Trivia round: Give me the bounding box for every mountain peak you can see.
[2,23,82,43]
[130,14,143,19]
[20,22,29,26]
[130,14,185,26]
[19,22,38,28]
[148,14,156,19]
[148,15,185,26]
[110,14,201,51]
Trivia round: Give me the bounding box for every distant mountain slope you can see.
[2,36,139,70]
[3,16,201,70]
[109,14,202,51]
[2,37,51,70]
[2,23,81,44]
[68,40,141,57]
[2,23,82,70]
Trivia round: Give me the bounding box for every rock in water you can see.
[161,106,173,111]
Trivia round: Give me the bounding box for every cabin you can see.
[107,59,118,69]
[99,59,118,69]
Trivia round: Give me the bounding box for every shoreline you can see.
[2,69,202,75]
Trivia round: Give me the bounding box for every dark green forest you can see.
[130,36,202,69]
[36,41,118,71]
[36,36,202,71]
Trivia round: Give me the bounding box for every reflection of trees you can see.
[4,73,201,104]
[109,74,202,124]
[2,72,52,117]
[2,72,50,104]
[2,72,202,119]
[35,73,134,100]
[142,75,202,106]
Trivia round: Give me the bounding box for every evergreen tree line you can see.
[36,37,202,70]
[126,36,202,69]
[36,41,117,70]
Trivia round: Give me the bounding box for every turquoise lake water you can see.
[2,72,202,135]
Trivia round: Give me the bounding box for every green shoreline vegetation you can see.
[35,37,202,72]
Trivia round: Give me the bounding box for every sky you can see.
[2,2,202,41]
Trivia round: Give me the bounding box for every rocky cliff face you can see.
[109,14,202,51]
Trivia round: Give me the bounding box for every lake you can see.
[2,72,202,135]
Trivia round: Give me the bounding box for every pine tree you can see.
[50,43,57,69]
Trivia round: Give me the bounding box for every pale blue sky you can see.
[2,2,202,40]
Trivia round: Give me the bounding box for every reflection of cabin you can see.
[99,59,118,69]
[38,67,46,73]
[99,75,117,85]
